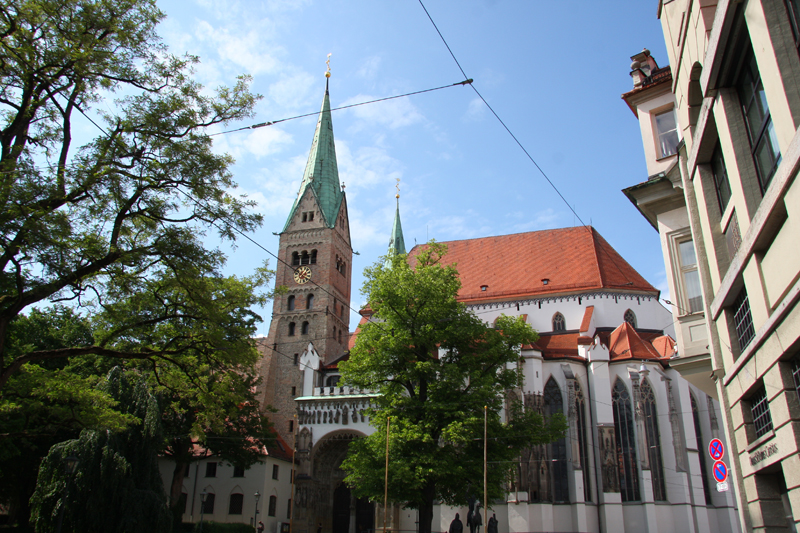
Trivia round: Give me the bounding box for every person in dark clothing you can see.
[257,522,265,533]
[449,513,464,533]
[487,514,498,533]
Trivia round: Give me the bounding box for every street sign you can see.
[712,460,728,483]
[716,482,729,492]
[709,438,724,461]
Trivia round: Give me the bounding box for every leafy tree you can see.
[30,367,172,533]
[0,0,262,392]
[339,244,567,533]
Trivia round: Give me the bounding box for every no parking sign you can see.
[709,438,724,461]
[712,460,729,483]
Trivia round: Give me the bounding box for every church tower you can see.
[261,76,352,443]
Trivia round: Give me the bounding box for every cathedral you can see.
[239,79,743,533]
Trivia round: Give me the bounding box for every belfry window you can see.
[543,377,569,502]
[301,251,310,265]
[640,378,666,501]
[310,249,317,264]
[291,252,300,266]
[552,312,566,332]
[612,378,640,502]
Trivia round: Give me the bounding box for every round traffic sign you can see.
[712,460,728,483]
[709,438,724,461]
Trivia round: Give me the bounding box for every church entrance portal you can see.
[332,482,374,533]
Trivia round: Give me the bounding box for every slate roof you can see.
[408,227,657,303]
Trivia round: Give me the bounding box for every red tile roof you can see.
[408,227,657,303]
[651,335,676,358]
[580,306,594,332]
[607,322,666,362]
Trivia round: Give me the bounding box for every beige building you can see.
[622,1,800,531]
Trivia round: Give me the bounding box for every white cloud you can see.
[463,97,485,122]
[427,213,492,240]
[335,140,403,192]
[194,21,283,76]
[341,94,424,131]
[245,154,308,217]
[507,208,562,232]
[212,126,293,160]
[356,56,382,80]
[268,71,316,110]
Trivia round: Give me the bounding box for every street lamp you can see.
[199,491,208,533]
[253,491,261,531]
[55,455,79,533]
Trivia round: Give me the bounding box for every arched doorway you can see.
[331,482,374,533]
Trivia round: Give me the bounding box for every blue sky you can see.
[155,0,671,335]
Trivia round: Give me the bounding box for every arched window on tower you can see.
[552,312,566,332]
[291,252,300,266]
[333,326,337,340]
[306,294,314,309]
[310,250,317,264]
[543,377,569,502]
[612,378,639,501]
[624,309,637,328]
[301,321,309,335]
[575,380,591,502]
[301,251,310,265]
[338,329,343,344]
[640,378,666,501]
[691,393,712,505]
[288,322,296,336]
[287,295,295,311]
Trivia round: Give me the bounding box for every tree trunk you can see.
[168,450,190,529]
[418,480,436,533]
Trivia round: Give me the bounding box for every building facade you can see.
[622,1,800,531]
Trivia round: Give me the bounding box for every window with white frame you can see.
[669,231,703,315]
[655,108,679,158]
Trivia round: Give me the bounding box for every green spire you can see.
[388,197,406,257]
[282,79,344,232]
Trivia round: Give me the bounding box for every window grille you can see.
[691,394,712,505]
[544,378,569,502]
[624,309,637,328]
[738,48,781,191]
[228,493,244,515]
[751,386,773,439]
[711,142,732,212]
[575,380,591,502]
[640,379,667,501]
[552,313,566,332]
[612,378,640,502]
[733,288,755,351]
[202,493,216,514]
[792,354,800,404]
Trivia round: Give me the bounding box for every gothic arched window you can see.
[641,378,666,501]
[544,377,569,502]
[306,294,314,309]
[301,321,310,335]
[552,312,566,332]
[612,378,640,502]
[575,380,591,502]
[310,249,317,264]
[691,393,712,505]
[287,295,295,311]
[288,322,296,336]
[291,252,300,266]
[624,309,637,328]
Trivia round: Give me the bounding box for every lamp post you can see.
[253,491,261,531]
[55,455,79,533]
[199,491,208,533]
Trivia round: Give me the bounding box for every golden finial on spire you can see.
[395,178,400,199]
[325,53,332,78]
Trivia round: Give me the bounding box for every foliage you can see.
[0,0,263,393]
[30,367,172,533]
[339,244,567,533]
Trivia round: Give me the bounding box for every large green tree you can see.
[339,245,566,533]
[30,367,172,533]
[0,0,262,391]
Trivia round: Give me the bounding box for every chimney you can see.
[629,48,659,88]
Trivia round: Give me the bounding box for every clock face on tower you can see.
[293,266,312,284]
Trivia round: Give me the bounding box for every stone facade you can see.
[622,1,800,531]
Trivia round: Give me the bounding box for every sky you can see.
[154,0,672,336]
